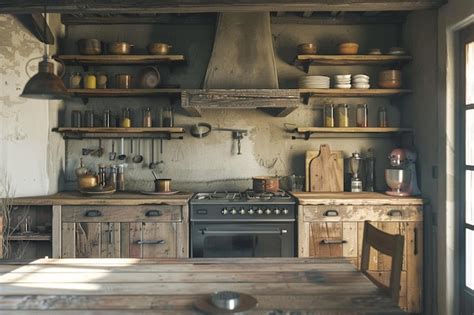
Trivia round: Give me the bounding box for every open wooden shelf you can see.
[54,127,185,139]
[69,88,182,97]
[293,127,412,140]
[8,233,52,242]
[55,54,186,65]
[299,88,411,102]
[294,54,412,72]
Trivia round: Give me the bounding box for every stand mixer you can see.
[385,148,421,196]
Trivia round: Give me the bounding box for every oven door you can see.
[191,222,294,258]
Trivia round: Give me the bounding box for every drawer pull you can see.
[387,209,403,217]
[324,210,339,217]
[136,240,165,245]
[84,210,102,217]
[145,210,162,217]
[321,239,346,244]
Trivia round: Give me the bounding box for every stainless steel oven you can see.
[190,191,296,258]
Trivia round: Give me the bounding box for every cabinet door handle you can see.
[84,210,102,217]
[387,209,403,217]
[324,210,339,217]
[145,210,162,217]
[136,240,165,245]
[321,239,346,244]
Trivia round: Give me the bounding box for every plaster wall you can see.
[61,21,406,192]
[0,14,64,198]
[437,0,474,314]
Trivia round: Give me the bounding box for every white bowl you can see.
[352,84,370,89]
[334,74,351,80]
[334,84,352,89]
[353,74,370,80]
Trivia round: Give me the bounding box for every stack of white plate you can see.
[352,74,370,89]
[334,74,351,89]
[298,75,330,89]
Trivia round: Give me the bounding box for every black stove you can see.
[190,190,296,258]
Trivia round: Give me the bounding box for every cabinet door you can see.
[307,222,357,264]
[128,222,177,258]
[61,222,123,258]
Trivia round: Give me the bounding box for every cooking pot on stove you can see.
[252,176,279,193]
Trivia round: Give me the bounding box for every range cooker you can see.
[190,190,296,258]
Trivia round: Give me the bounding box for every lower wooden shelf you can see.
[53,127,186,139]
[8,233,52,242]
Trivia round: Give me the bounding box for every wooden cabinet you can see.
[298,204,423,313]
[60,204,188,258]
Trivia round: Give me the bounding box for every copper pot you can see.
[77,39,102,55]
[148,43,172,55]
[108,41,133,55]
[78,174,98,190]
[155,179,172,192]
[252,176,280,193]
[116,74,133,89]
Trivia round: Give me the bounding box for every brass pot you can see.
[108,42,133,55]
[77,39,102,55]
[78,174,98,190]
[148,43,172,55]
[155,179,172,192]
[116,74,133,89]
[252,176,280,193]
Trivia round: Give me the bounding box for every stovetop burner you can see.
[193,190,292,202]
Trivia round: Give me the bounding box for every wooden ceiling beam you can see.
[0,0,445,14]
[13,14,55,44]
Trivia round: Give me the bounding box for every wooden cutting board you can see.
[306,144,344,192]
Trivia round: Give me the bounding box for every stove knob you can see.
[274,209,281,215]
[282,208,289,215]
[248,209,255,215]
[257,208,264,215]
[221,208,229,215]
[265,208,272,215]
[239,208,246,215]
[230,208,237,215]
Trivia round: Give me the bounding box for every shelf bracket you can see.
[292,131,312,140]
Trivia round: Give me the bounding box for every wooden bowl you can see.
[297,43,317,55]
[338,42,359,55]
[379,70,402,81]
[379,80,402,89]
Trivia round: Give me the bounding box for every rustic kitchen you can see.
[0,0,473,314]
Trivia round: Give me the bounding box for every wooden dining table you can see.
[0,257,405,314]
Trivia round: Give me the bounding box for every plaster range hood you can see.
[181,12,300,117]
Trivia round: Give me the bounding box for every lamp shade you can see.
[20,57,70,100]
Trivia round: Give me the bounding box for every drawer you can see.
[61,205,182,223]
[302,205,422,222]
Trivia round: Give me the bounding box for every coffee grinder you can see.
[350,152,363,192]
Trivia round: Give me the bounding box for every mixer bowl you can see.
[385,169,411,196]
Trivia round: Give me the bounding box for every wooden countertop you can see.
[0,258,404,314]
[10,191,193,206]
[291,191,424,206]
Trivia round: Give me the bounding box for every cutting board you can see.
[305,144,344,192]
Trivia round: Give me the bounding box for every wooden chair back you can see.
[360,221,404,303]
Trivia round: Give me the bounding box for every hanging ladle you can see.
[132,138,144,164]
[190,122,248,154]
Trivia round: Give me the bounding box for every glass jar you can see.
[84,73,97,89]
[69,72,82,89]
[378,107,388,127]
[71,110,82,127]
[122,108,132,128]
[324,104,335,127]
[84,110,94,127]
[96,72,108,89]
[337,104,349,127]
[356,104,368,127]
[103,110,111,128]
[143,107,152,127]
[162,106,174,127]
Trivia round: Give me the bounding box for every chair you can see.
[360,220,404,303]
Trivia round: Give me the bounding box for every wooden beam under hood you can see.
[181,89,301,117]
[0,0,445,14]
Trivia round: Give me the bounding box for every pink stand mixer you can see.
[385,148,421,196]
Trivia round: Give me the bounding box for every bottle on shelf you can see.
[378,106,388,127]
[337,104,349,127]
[143,107,152,127]
[122,108,132,128]
[163,106,174,127]
[324,104,335,127]
[356,104,368,127]
[103,110,111,128]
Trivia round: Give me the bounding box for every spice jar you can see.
[356,104,368,127]
[71,110,82,128]
[122,108,132,128]
[69,72,82,89]
[163,106,174,127]
[103,110,111,128]
[337,104,349,127]
[324,104,335,127]
[378,107,388,127]
[84,73,97,89]
[96,72,108,89]
[143,107,152,127]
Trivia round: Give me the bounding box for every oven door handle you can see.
[200,229,288,235]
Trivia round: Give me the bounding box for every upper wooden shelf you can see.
[69,88,182,97]
[294,54,412,72]
[55,54,186,65]
[299,88,411,103]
